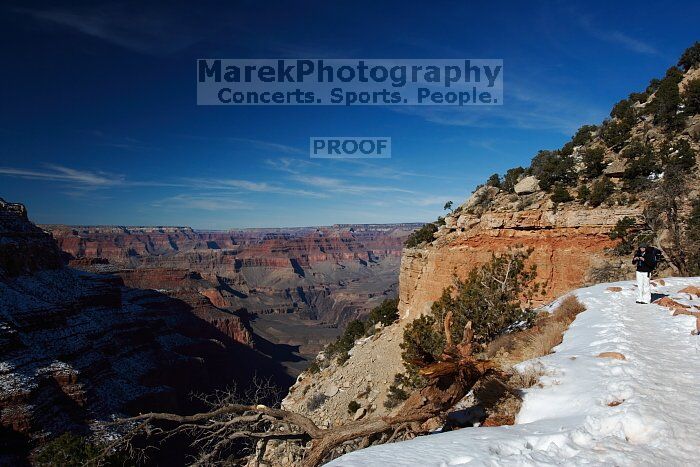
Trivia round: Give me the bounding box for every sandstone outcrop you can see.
[603,159,626,177]
[597,352,626,360]
[679,285,700,296]
[462,185,499,210]
[283,200,646,426]
[655,296,691,310]
[400,201,643,320]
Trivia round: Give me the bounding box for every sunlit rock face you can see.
[399,200,643,320]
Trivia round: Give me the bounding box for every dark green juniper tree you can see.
[398,248,544,390]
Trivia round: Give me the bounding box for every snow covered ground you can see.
[328,278,700,466]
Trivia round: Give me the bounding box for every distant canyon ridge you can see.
[44,223,421,374]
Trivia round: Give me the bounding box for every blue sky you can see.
[0,1,698,228]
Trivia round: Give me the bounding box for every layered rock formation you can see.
[0,200,290,464]
[399,200,642,320]
[114,268,253,345]
[0,199,63,275]
[47,225,414,274]
[47,225,417,322]
[45,223,420,369]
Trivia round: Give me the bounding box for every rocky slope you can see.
[282,323,406,427]
[0,199,290,464]
[285,57,700,428]
[396,64,700,320]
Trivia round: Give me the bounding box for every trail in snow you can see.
[328,278,700,466]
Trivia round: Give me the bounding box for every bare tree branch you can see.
[100,327,498,466]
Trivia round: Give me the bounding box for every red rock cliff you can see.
[399,196,644,320]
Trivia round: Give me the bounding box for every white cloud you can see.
[291,174,415,195]
[264,157,319,174]
[0,164,190,190]
[12,4,205,55]
[579,16,658,55]
[230,138,306,155]
[0,164,122,187]
[0,163,328,198]
[186,177,328,198]
[408,195,459,207]
[394,80,605,135]
[331,159,454,181]
[152,194,252,211]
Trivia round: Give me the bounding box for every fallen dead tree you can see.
[100,319,496,466]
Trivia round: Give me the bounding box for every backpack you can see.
[647,247,663,270]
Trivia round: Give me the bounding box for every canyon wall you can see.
[46,224,417,323]
[399,197,643,320]
[43,223,419,372]
[0,199,290,464]
[46,225,412,270]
